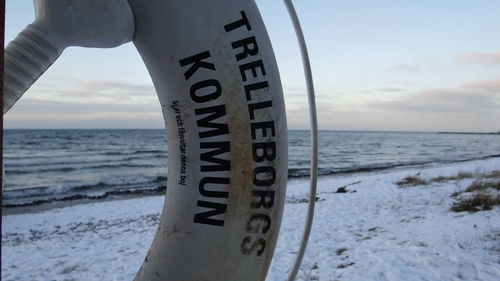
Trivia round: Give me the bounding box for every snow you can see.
[2,158,500,281]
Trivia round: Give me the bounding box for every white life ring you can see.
[4,1,289,280]
[131,1,288,280]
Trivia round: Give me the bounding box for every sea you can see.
[3,129,500,206]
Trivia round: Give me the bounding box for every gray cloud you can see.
[7,99,161,114]
[368,79,500,114]
[376,87,406,92]
[78,80,156,95]
[4,98,163,129]
[457,52,500,65]
[31,79,157,103]
[460,79,500,92]
[270,79,499,132]
[7,77,499,132]
[284,86,306,94]
[393,64,420,73]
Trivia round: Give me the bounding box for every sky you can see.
[4,0,500,132]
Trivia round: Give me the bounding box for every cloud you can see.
[60,80,155,99]
[7,99,160,114]
[4,98,164,129]
[23,78,158,105]
[376,87,406,92]
[460,79,500,92]
[279,79,500,131]
[284,86,307,95]
[367,78,500,114]
[7,76,500,131]
[78,80,156,95]
[456,52,500,65]
[393,64,420,73]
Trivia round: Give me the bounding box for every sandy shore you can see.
[2,157,500,281]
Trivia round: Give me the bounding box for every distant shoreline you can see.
[438,131,500,135]
[4,128,499,134]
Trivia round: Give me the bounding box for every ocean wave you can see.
[102,149,165,156]
[481,153,500,159]
[5,163,158,175]
[5,149,165,163]
[2,186,168,208]
[22,141,40,145]
[6,167,77,174]
[3,175,168,200]
[4,129,500,207]
[288,166,394,178]
[4,154,500,207]
[6,156,166,168]
[288,153,500,178]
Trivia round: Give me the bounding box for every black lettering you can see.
[194,200,227,226]
[231,36,259,61]
[241,236,266,256]
[253,166,276,186]
[248,101,272,120]
[246,214,271,234]
[199,177,229,198]
[244,81,269,101]
[251,190,275,209]
[239,60,266,81]
[251,121,276,139]
[200,142,231,172]
[252,142,276,162]
[195,105,229,138]
[179,51,215,80]
[190,79,222,103]
[224,11,252,32]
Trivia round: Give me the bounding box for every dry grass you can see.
[457,171,475,179]
[396,171,476,187]
[429,172,474,183]
[337,262,355,269]
[465,180,500,193]
[335,248,348,256]
[451,171,500,213]
[429,176,448,183]
[451,192,500,212]
[485,170,500,179]
[396,175,427,187]
[395,170,500,212]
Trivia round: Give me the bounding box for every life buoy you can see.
[131,1,288,280]
[5,1,289,280]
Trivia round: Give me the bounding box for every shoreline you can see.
[3,156,499,216]
[2,185,167,215]
[2,192,165,216]
[0,162,445,215]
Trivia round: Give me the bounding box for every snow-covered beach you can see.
[2,157,499,281]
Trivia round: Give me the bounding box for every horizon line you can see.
[4,128,499,134]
